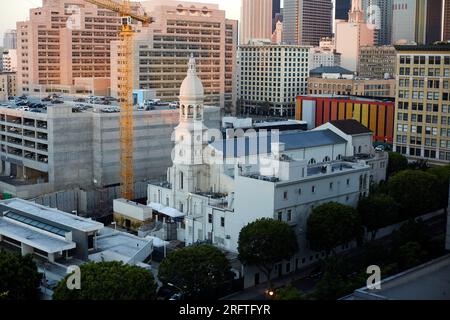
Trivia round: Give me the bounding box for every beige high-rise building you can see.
[16,0,122,95]
[240,0,273,45]
[393,44,450,165]
[111,1,238,114]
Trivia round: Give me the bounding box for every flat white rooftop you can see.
[0,218,75,253]
[89,228,152,264]
[0,198,104,232]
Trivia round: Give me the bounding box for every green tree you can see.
[158,244,232,300]
[428,165,450,210]
[274,284,305,300]
[387,152,408,177]
[358,194,399,240]
[53,261,157,300]
[397,241,427,270]
[392,219,430,248]
[388,170,439,218]
[0,250,42,300]
[307,202,363,254]
[238,218,298,289]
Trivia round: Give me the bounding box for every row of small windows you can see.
[281,178,352,201]
[399,55,450,65]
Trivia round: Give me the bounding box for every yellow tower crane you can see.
[84,0,152,200]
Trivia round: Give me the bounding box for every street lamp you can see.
[111,221,117,230]
[167,282,185,300]
[71,210,78,216]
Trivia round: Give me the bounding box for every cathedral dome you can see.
[179,55,204,100]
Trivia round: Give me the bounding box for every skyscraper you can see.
[3,30,17,50]
[16,0,121,95]
[361,0,393,45]
[272,0,281,32]
[392,0,444,44]
[283,0,333,46]
[113,1,238,113]
[240,0,273,44]
[444,0,450,41]
[335,0,352,20]
[335,0,375,71]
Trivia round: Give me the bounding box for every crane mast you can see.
[83,0,152,200]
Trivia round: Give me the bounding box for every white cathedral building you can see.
[115,57,387,287]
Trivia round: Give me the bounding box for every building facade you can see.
[111,1,238,114]
[358,45,397,78]
[392,0,445,45]
[282,0,333,46]
[336,0,375,71]
[1,50,17,72]
[335,0,352,20]
[237,42,310,117]
[0,105,191,199]
[16,0,122,95]
[3,30,17,50]
[444,0,450,41]
[361,0,393,45]
[0,72,17,101]
[308,77,396,98]
[240,0,273,44]
[296,95,395,143]
[393,44,450,165]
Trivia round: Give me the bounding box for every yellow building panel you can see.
[346,103,353,119]
[361,104,369,127]
[370,105,378,133]
[338,102,346,119]
[353,104,361,122]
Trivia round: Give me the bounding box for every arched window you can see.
[358,146,362,153]
[181,105,186,115]
[323,156,331,163]
[308,158,316,165]
[336,154,342,160]
[187,105,194,118]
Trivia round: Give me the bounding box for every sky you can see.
[0,0,243,46]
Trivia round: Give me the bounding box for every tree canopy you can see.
[158,244,232,300]
[307,202,363,254]
[387,152,408,177]
[53,261,157,300]
[238,218,298,286]
[387,170,440,218]
[0,250,42,300]
[358,194,399,239]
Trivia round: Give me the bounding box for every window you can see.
[346,179,350,186]
[329,182,333,190]
[287,210,292,221]
[208,214,212,224]
[179,171,184,190]
[277,212,282,221]
[220,217,225,227]
[283,191,288,200]
[312,186,316,193]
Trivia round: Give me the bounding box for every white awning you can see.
[148,202,185,219]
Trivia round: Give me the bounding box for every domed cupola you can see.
[179,54,204,122]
